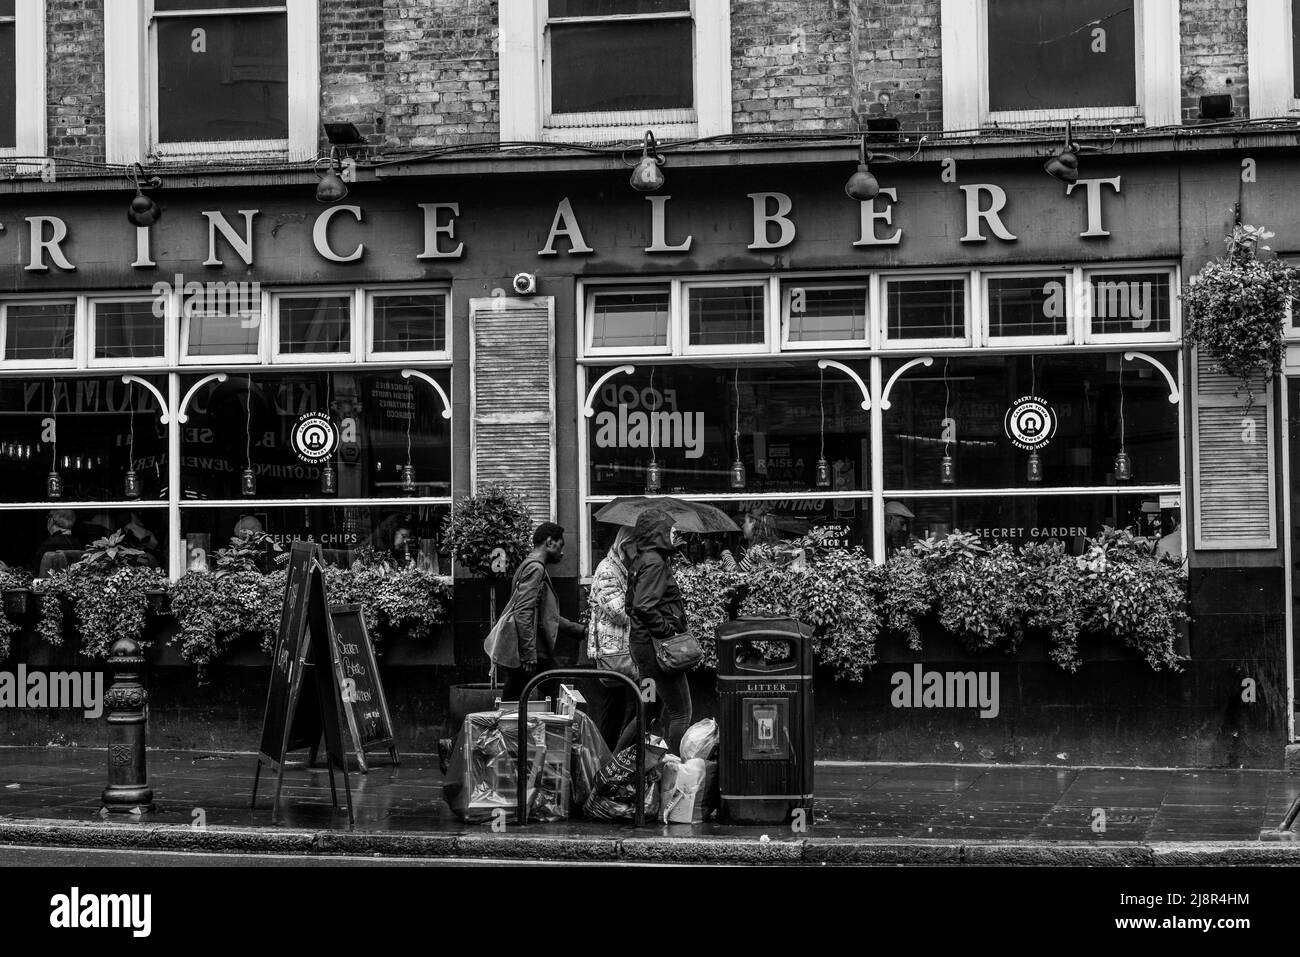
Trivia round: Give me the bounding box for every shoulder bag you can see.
[627,564,702,675]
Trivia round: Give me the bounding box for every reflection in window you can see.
[886,278,964,340]
[785,285,867,342]
[154,2,289,143]
[185,308,260,357]
[1088,272,1172,336]
[95,301,165,360]
[987,276,1066,339]
[0,1,14,149]
[4,302,76,361]
[278,295,351,354]
[0,506,169,576]
[588,289,669,349]
[987,0,1136,112]
[687,285,766,347]
[883,353,1180,490]
[372,293,446,354]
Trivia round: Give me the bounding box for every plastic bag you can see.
[442,710,548,823]
[660,757,707,823]
[679,718,720,762]
[583,736,668,822]
[569,709,611,809]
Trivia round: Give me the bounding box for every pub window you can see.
[883,275,969,347]
[272,291,354,361]
[0,0,46,159]
[2,301,77,366]
[180,292,264,364]
[499,0,730,142]
[586,287,672,354]
[90,298,169,366]
[1246,0,1300,119]
[366,290,450,360]
[1,507,170,577]
[104,1,318,162]
[939,1,1181,129]
[683,281,769,353]
[782,281,869,348]
[1083,268,1176,342]
[984,272,1072,344]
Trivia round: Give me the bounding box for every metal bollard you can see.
[101,636,154,814]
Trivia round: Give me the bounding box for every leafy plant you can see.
[1018,540,1086,671]
[0,567,32,662]
[1184,223,1300,404]
[78,530,148,569]
[213,529,283,576]
[911,532,1027,654]
[441,483,534,578]
[34,563,168,658]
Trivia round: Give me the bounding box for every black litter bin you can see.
[716,616,814,825]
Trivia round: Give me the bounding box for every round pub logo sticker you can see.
[291,412,339,464]
[1004,395,1057,451]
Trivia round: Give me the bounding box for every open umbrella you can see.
[594,496,740,534]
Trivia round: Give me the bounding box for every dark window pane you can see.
[1293,0,1300,97]
[156,12,288,142]
[1089,273,1172,336]
[0,375,168,508]
[884,493,1179,558]
[186,309,259,357]
[278,296,351,354]
[95,301,165,360]
[0,506,170,575]
[786,285,867,342]
[5,303,75,360]
[987,0,1136,111]
[0,2,15,17]
[181,504,450,574]
[882,353,1180,490]
[886,278,964,339]
[587,362,871,495]
[551,19,693,113]
[0,21,14,149]
[372,294,447,353]
[988,276,1067,338]
[687,286,765,346]
[589,290,669,348]
[550,0,689,15]
[180,371,451,500]
[155,0,284,11]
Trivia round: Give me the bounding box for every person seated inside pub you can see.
[34,509,83,575]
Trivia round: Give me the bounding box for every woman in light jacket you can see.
[587,525,637,750]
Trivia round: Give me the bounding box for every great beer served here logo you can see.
[290,412,339,464]
[1004,395,1057,451]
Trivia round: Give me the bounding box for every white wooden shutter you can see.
[1191,350,1277,549]
[469,297,556,524]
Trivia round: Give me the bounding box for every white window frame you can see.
[0,297,80,370]
[780,279,871,351]
[1248,0,1300,119]
[0,0,46,163]
[179,286,268,366]
[88,294,175,369]
[583,284,674,357]
[940,0,1181,130]
[1080,264,1181,345]
[270,288,360,364]
[681,278,772,356]
[881,271,973,350]
[364,285,453,363]
[499,0,731,143]
[104,0,320,164]
[983,269,1074,347]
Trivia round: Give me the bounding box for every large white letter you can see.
[537,197,594,256]
[25,216,76,271]
[959,184,1017,243]
[1065,176,1122,238]
[417,202,464,259]
[852,188,902,246]
[132,226,155,268]
[202,209,258,266]
[645,195,692,253]
[747,191,796,250]
[313,204,364,263]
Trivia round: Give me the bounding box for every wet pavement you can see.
[1,746,1298,845]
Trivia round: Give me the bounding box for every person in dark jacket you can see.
[614,508,693,757]
[488,521,586,701]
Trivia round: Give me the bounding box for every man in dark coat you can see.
[489,521,586,701]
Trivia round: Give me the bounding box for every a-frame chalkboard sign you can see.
[251,541,355,825]
[329,603,399,773]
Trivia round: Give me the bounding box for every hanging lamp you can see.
[241,374,256,496]
[940,357,955,485]
[815,366,832,488]
[730,369,746,489]
[1114,363,1132,481]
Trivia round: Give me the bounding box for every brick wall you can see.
[46,0,104,160]
[849,0,942,133]
[320,1,386,147]
[1181,0,1250,122]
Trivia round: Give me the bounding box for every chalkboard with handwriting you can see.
[329,604,399,772]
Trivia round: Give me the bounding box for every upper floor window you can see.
[500,0,731,143]
[105,0,319,163]
[0,0,46,160]
[941,0,1181,130]
[1247,0,1300,119]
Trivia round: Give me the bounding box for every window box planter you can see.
[2,587,32,620]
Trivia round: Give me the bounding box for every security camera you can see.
[512,272,537,296]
